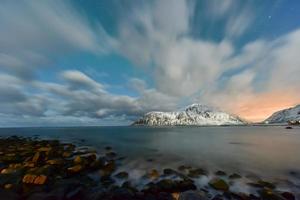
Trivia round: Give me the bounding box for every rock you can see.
[257,180,276,189]
[115,171,129,179]
[286,126,293,129]
[24,162,35,168]
[37,147,52,152]
[256,180,276,189]
[74,156,83,164]
[68,165,83,173]
[22,174,37,184]
[178,165,192,171]
[215,170,226,176]
[22,174,47,185]
[157,179,177,192]
[172,192,180,200]
[163,168,177,176]
[179,190,208,200]
[209,178,229,191]
[46,159,64,165]
[100,161,116,176]
[148,169,160,179]
[33,175,47,185]
[62,151,72,158]
[4,184,13,190]
[260,189,283,200]
[176,179,197,192]
[1,168,16,174]
[281,192,295,200]
[188,168,207,178]
[32,152,44,163]
[229,173,242,179]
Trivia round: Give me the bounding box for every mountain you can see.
[132,104,245,126]
[264,104,300,124]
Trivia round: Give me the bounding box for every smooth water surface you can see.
[1,126,300,184]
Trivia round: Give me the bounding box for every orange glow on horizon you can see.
[229,90,300,122]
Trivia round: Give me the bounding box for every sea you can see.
[1,125,300,194]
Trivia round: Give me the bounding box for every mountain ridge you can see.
[264,104,300,124]
[132,104,246,126]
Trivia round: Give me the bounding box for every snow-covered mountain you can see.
[132,104,245,126]
[264,105,300,124]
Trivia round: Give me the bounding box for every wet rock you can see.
[176,179,197,191]
[215,170,226,176]
[259,189,283,200]
[115,171,129,179]
[285,126,293,129]
[163,168,177,176]
[37,147,52,152]
[100,161,116,176]
[248,180,276,189]
[67,165,83,173]
[32,152,44,164]
[74,156,83,164]
[281,192,295,200]
[209,178,229,191]
[62,151,72,158]
[33,175,47,185]
[178,165,192,171]
[179,190,208,200]
[148,169,160,179]
[229,173,242,179]
[258,180,276,189]
[46,159,64,165]
[188,168,207,178]
[22,174,47,185]
[1,168,17,174]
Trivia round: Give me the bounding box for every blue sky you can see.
[0,0,300,126]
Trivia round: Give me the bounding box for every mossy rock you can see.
[209,178,229,191]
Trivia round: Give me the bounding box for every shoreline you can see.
[0,136,297,200]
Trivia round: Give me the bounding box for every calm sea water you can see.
[1,126,300,191]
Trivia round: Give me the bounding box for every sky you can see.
[0,0,300,126]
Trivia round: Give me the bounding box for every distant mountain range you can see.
[132,104,246,126]
[264,104,300,124]
[133,103,300,126]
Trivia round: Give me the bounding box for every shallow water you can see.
[1,126,300,193]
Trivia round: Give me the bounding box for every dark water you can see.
[1,126,300,193]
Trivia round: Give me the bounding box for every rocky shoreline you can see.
[0,136,297,200]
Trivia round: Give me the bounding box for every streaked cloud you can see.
[0,0,299,125]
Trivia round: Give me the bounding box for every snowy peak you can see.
[264,104,300,124]
[184,104,218,114]
[132,104,245,126]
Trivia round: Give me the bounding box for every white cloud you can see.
[0,0,114,79]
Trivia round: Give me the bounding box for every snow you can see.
[132,104,245,126]
[264,104,300,124]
